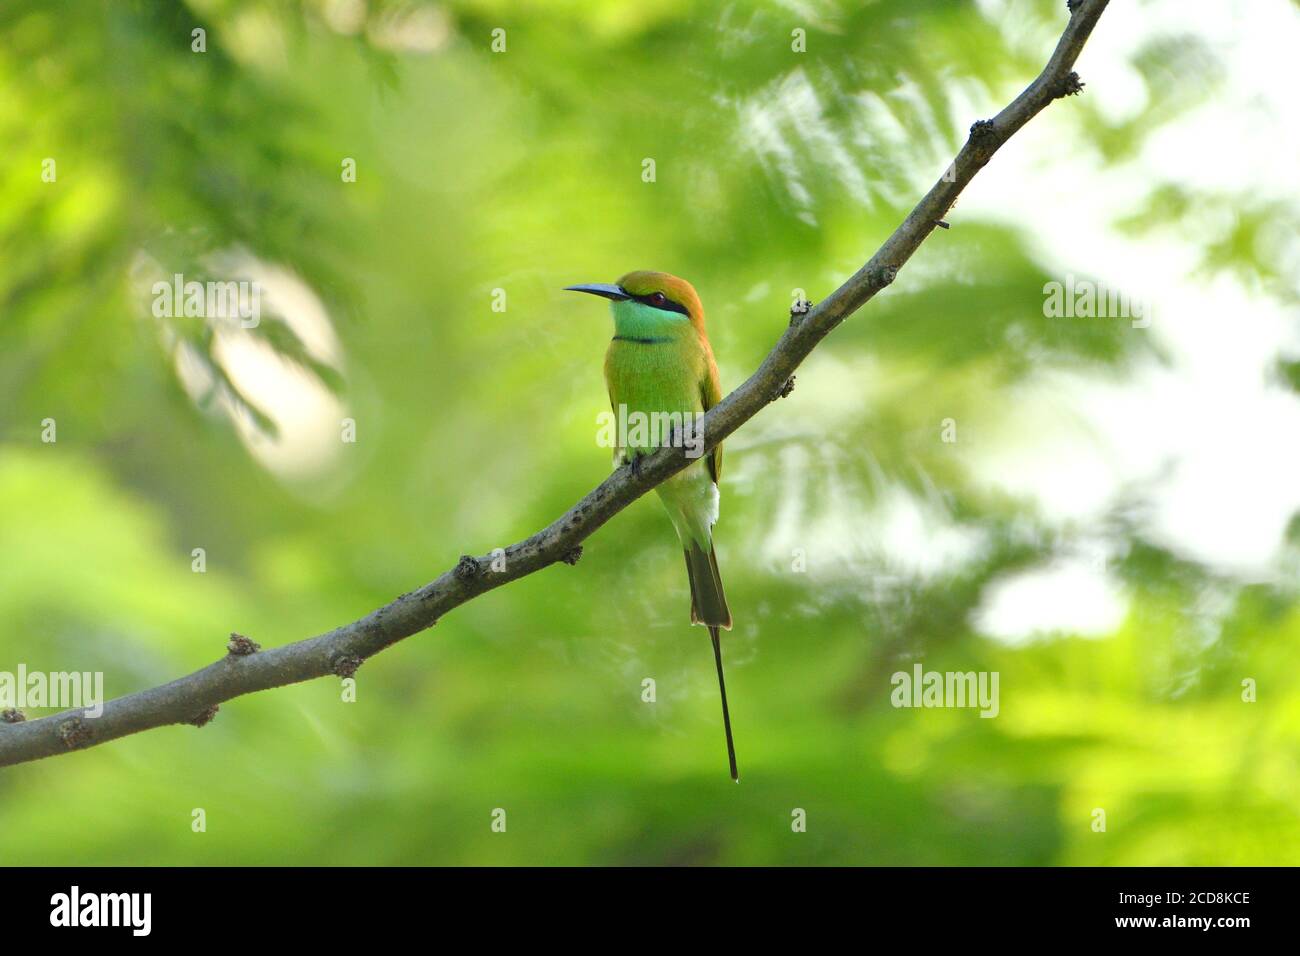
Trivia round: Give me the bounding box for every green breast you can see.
[603,302,704,451]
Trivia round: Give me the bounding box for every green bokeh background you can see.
[2,0,1298,865]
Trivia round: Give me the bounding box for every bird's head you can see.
[565,271,706,335]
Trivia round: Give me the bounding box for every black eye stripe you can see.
[627,291,690,316]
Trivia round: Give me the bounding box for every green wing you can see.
[701,355,723,484]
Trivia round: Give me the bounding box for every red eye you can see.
[651,292,666,305]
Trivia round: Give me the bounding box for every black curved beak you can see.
[564,283,630,301]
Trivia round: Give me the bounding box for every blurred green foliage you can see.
[1,0,1297,865]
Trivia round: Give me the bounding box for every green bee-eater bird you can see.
[565,271,738,781]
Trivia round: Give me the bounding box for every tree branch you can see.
[0,0,1110,768]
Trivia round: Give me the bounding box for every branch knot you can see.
[187,705,220,728]
[1055,71,1085,98]
[227,633,261,656]
[1,708,26,723]
[454,554,481,581]
[968,118,998,148]
[332,655,363,679]
[59,717,93,750]
[789,298,813,325]
[777,376,796,400]
[559,545,583,566]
